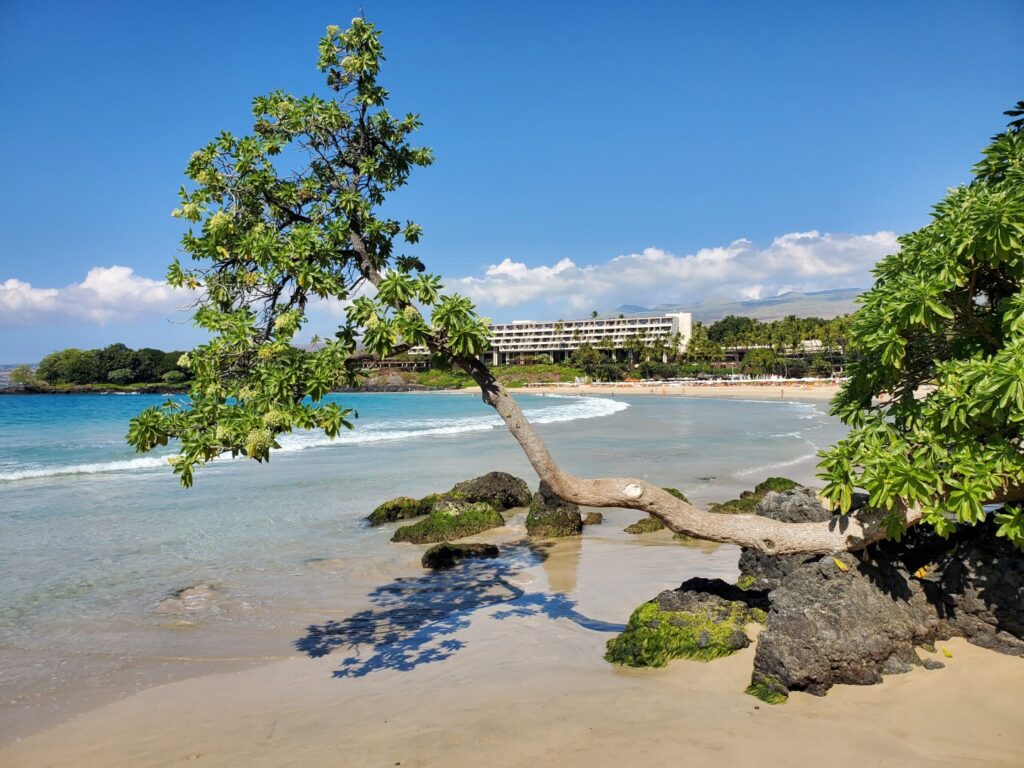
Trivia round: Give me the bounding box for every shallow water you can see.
[0,391,846,740]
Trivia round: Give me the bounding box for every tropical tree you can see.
[128,19,1024,554]
[818,102,1024,548]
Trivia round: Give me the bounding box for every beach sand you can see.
[440,381,844,401]
[3,529,1022,767]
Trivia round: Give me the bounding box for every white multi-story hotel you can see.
[484,312,692,365]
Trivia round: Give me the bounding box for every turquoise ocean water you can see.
[0,391,845,737]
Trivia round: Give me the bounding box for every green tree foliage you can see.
[819,104,1024,548]
[9,365,38,385]
[128,19,490,487]
[34,345,189,385]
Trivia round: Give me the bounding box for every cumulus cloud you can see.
[448,230,897,315]
[0,266,193,327]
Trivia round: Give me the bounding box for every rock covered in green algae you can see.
[391,500,505,544]
[369,472,530,526]
[421,542,500,570]
[708,476,798,514]
[583,511,604,525]
[526,482,582,538]
[746,674,789,704]
[447,471,531,509]
[367,495,440,526]
[605,577,768,667]
[662,487,689,503]
[623,515,666,534]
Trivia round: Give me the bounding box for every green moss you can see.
[526,495,582,538]
[754,477,799,495]
[391,501,504,544]
[745,675,789,704]
[604,600,758,667]
[708,476,799,514]
[367,494,442,525]
[583,511,604,525]
[623,516,666,534]
[662,487,689,503]
[736,574,757,591]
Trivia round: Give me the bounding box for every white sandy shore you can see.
[434,381,843,402]
[3,527,1022,767]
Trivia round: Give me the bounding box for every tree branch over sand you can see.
[128,19,1024,556]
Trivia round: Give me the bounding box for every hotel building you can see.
[483,312,693,365]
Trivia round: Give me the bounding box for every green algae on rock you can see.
[746,674,789,704]
[605,579,768,667]
[367,495,439,526]
[708,477,798,514]
[391,501,505,544]
[583,511,604,525]
[526,482,583,538]
[623,516,666,534]
[369,472,529,526]
[662,487,689,503]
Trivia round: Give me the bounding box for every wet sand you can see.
[3,528,1023,767]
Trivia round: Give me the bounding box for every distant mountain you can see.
[613,288,863,323]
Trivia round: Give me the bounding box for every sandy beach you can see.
[459,381,844,402]
[2,531,1022,768]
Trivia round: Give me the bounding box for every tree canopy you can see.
[819,102,1024,549]
[128,18,490,487]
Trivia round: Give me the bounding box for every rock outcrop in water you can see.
[607,479,1024,704]
[369,471,530,526]
[421,542,500,570]
[391,500,506,544]
[526,481,582,538]
[583,511,604,525]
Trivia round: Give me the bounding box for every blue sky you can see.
[1,0,1021,361]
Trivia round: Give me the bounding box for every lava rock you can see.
[421,542,500,570]
[447,471,531,510]
[583,511,604,525]
[526,481,582,538]
[737,487,836,591]
[391,500,505,544]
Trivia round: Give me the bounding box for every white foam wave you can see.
[733,451,820,479]
[0,397,629,483]
[0,456,171,482]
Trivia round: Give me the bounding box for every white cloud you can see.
[0,266,193,327]
[448,230,897,316]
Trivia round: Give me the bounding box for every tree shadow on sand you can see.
[295,543,624,678]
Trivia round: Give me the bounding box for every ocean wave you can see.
[733,450,820,479]
[0,396,629,483]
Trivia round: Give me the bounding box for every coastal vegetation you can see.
[26,344,190,388]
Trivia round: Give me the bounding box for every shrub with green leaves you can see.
[819,103,1024,549]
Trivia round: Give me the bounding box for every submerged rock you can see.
[422,542,500,570]
[526,482,582,538]
[154,584,221,615]
[605,577,768,667]
[583,511,604,525]
[369,471,530,526]
[391,500,505,544]
[623,515,666,534]
[367,495,437,526]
